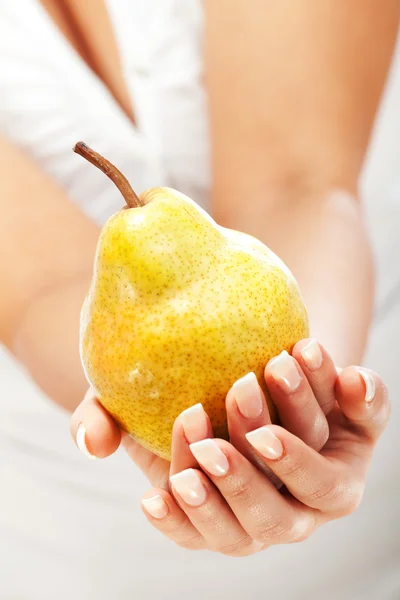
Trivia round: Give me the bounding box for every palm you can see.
[122,434,171,488]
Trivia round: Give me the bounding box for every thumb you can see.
[70,388,121,459]
[335,366,390,442]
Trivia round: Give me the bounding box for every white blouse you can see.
[0,0,210,223]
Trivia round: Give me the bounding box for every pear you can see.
[75,142,309,460]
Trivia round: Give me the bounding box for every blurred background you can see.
[0,3,399,599]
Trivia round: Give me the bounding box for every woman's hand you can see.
[70,339,389,556]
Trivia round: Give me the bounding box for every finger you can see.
[264,351,329,451]
[170,404,214,476]
[292,339,337,415]
[70,389,121,459]
[335,367,390,442]
[246,425,364,516]
[225,372,282,485]
[189,439,316,545]
[141,487,206,551]
[170,468,256,556]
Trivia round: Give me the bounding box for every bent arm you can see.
[0,135,100,410]
[205,0,400,365]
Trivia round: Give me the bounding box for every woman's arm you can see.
[204,0,400,365]
[0,135,100,410]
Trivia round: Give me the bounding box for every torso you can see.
[0,3,399,599]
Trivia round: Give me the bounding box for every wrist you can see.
[214,177,361,238]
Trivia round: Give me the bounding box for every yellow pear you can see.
[75,143,309,460]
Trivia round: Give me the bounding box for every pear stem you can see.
[73,141,143,208]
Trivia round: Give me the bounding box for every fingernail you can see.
[180,403,209,443]
[300,339,323,371]
[268,351,301,393]
[76,423,97,460]
[189,439,229,476]
[358,368,375,403]
[246,426,283,460]
[142,495,168,519]
[232,372,263,419]
[170,469,207,507]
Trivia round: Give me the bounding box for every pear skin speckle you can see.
[81,188,309,460]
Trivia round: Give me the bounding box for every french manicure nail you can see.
[180,403,209,443]
[232,372,263,419]
[246,426,283,460]
[268,350,301,393]
[358,368,376,403]
[76,423,97,460]
[170,469,207,507]
[142,495,169,519]
[189,439,229,476]
[300,339,323,371]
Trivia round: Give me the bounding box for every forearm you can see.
[217,189,373,366]
[11,276,92,412]
[0,135,100,412]
[205,0,399,365]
